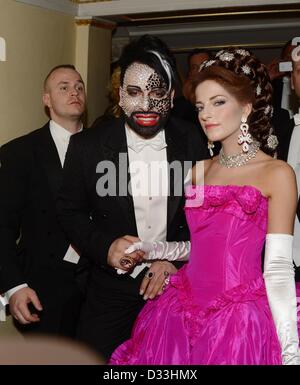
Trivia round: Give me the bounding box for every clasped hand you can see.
[107,235,145,272]
[107,237,177,300]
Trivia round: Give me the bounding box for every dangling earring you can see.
[208,140,215,157]
[238,117,252,153]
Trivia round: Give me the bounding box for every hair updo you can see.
[184,47,276,156]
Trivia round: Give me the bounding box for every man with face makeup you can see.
[57,35,208,359]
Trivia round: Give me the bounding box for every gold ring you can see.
[120,256,135,269]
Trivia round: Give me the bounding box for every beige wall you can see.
[75,23,111,126]
[0,0,76,145]
[87,26,111,126]
[75,24,89,88]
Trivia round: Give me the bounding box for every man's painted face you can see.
[119,63,173,138]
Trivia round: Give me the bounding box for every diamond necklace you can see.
[219,141,260,168]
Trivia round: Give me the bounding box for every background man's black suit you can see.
[273,110,300,281]
[0,123,86,336]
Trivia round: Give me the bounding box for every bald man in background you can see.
[0,65,89,338]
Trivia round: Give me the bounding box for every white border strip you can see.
[0,37,6,62]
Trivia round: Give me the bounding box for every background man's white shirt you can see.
[287,112,300,267]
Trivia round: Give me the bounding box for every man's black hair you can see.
[187,49,210,65]
[118,35,177,90]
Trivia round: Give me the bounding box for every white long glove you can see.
[263,234,300,365]
[116,241,190,275]
[125,240,191,261]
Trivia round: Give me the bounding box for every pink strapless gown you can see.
[110,185,300,365]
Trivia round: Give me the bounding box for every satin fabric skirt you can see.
[110,268,288,365]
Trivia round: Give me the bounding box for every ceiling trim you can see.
[14,0,300,19]
[77,0,300,17]
[173,41,289,54]
[120,8,300,23]
[126,18,300,36]
[70,0,113,3]
[15,0,78,15]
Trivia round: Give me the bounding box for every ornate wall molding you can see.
[75,17,116,30]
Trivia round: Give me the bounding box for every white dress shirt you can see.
[287,112,300,267]
[0,120,82,321]
[50,120,83,165]
[125,124,168,278]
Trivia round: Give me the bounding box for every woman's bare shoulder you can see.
[263,158,296,196]
[264,159,297,233]
[264,158,295,178]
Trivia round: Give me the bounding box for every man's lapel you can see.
[34,123,63,198]
[288,119,300,221]
[279,118,294,161]
[297,200,300,222]
[101,118,137,234]
[165,119,187,232]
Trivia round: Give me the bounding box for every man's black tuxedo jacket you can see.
[273,110,300,281]
[0,123,86,334]
[57,116,208,355]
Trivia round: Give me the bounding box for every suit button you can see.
[47,231,52,236]
[102,213,108,219]
[41,209,47,214]
[179,225,184,230]
[49,253,55,258]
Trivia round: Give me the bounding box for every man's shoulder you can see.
[167,116,205,144]
[272,108,292,132]
[0,124,49,155]
[72,117,123,144]
[168,115,199,133]
[167,116,208,160]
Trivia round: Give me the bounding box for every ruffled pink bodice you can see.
[183,185,268,310]
[185,184,267,229]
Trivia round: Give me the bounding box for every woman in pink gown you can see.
[110,47,300,365]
